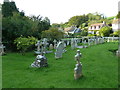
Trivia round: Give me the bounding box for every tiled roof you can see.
[64,27,75,32]
[90,23,103,26]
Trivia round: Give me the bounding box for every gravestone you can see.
[71,38,76,50]
[88,39,91,46]
[74,50,83,80]
[53,39,57,49]
[112,36,114,42]
[35,40,41,54]
[49,44,54,50]
[116,37,120,57]
[107,37,110,42]
[0,41,5,56]
[55,41,64,59]
[67,40,70,45]
[63,42,67,53]
[75,40,78,48]
[31,53,48,67]
[42,38,48,53]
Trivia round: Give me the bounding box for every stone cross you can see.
[35,40,41,52]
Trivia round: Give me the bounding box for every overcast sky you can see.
[0,0,120,24]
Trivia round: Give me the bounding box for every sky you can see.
[0,0,120,24]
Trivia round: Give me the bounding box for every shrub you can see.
[14,36,37,55]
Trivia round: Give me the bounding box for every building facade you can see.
[88,21,107,34]
[112,19,120,32]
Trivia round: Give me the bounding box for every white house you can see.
[112,19,120,32]
[88,21,107,34]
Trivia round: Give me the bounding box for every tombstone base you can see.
[34,51,53,55]
[77,46,84,48]
[55,56,62,59]
[0,52,6,56]
[74,73,83,80]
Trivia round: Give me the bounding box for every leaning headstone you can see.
[31,53,48,67]
[74,50,83,80]
[55,41,64,59]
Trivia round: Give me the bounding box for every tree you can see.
[41,27,64,41]
[99,26,112,36]
[68,15,86,27]
[2,1,19,17]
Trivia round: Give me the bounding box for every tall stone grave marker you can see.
[55,41,64,59]
[74,50,83,80]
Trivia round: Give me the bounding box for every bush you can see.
[14,36,37,55]
[99,26,112,36]
[113,31,120,37]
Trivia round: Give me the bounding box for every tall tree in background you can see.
[2,0,19,17]
[2,0,51,51]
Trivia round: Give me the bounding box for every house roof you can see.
[64,26,75,32]
[112,19,120,24]
[90,23,103,26]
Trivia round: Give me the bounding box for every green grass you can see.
[2,42,118,88]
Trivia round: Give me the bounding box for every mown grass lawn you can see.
[2,42,118,88]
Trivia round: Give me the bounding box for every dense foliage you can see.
[41,27,64,41]
[2,1,50,51]
[14,36,37,54]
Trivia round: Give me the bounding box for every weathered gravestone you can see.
[71,38,76,50]
[0,41,5,56]
[49,44,54,50]
[55,41,64,59]
[74,50,83,80]
[35,40,41,54]
[53,39,57,49]
[116,37,120,57]
[31,53,48,67]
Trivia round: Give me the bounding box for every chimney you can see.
[103,21,106,25]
